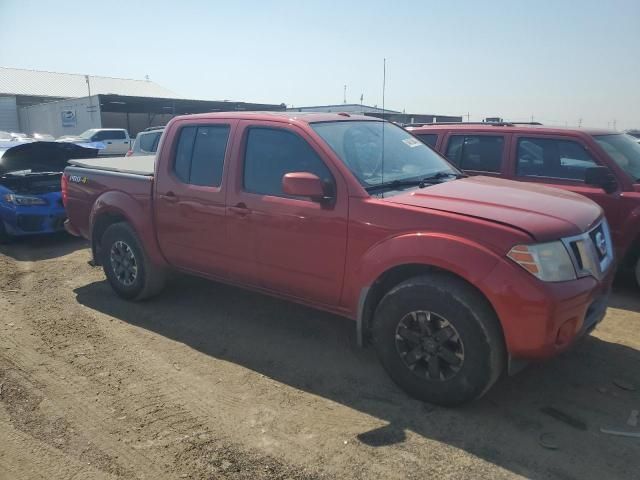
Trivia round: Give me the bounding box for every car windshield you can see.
[594,134,640,182]
[78,129,98,140]
[311,121,458,189]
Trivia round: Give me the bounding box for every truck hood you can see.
[384,176,602,242]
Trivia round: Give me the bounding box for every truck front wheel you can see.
[101,222,165,301]
[372,273,505,406]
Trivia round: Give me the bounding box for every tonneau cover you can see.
[68,155,155,176]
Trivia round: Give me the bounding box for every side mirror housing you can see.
[282,172,327,201]
[585,166,618,194]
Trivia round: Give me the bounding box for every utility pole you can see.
[613,119,617,130]
[578,118,583,128]
[530,114,534,123]
[466,112,470,122]
[343,85,347,104]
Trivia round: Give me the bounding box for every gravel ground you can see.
[0,234,639,479]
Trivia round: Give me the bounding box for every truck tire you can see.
[101,222,165,301]
[635,257,640,290]
[372,273,505,406]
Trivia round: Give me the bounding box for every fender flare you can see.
[350,232,503,345]
[89,190,167,267]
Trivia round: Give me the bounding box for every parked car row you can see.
[406,123,640,288]
[62,112,615,406]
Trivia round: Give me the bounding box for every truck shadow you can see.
[609,276,640,314]
[0,233,87,262]
[74,276,640,480]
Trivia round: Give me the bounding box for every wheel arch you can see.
[358,262,504,347]
[89,190,166,267]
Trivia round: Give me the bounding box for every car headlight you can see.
[3,194,48,206]
[507,241,576,282]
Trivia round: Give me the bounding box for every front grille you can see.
[589,224,608,262]
[17,215,45,232]
[563,219,613,280]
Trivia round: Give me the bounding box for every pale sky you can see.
[1,0,638,129]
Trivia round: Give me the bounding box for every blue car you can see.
[0,141,101,243]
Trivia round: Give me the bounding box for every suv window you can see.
[445,135,503,172]
[174,125,230,187]
[244,127,332,197]
[138,131,161,152]
[517,137,597,180]
[93,130,126,141]
[415,133,438,148]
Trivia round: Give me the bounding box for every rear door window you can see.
[445,135,504,172]
[415,133,438,148]
[516,137,597,180]
[173,125,230,187]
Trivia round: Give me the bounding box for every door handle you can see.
[229,202,251,217]
[161,191,178,203]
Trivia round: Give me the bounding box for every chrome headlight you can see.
[507,241,576,282]
[3,194,48,206]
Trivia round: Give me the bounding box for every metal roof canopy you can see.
[98,94,285,115]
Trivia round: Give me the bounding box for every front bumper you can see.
[2,206,67,237]
[481,257,615,362]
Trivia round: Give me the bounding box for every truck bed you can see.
[68,155,155,176]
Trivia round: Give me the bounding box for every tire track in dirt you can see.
[1,246,325,479]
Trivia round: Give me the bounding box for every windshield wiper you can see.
[365,179,424,192]
[365,172,465,193]
[418,171,466,186]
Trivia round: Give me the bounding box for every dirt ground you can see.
[0,234,638,480]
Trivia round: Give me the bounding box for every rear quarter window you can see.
[445,135,504,172]
[415,133,438,148]
[138,132,160,152]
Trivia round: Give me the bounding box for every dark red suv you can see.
[407,123,640,287]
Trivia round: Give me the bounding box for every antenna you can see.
[381,58,386,187]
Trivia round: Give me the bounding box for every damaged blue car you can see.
[0,141,101,242]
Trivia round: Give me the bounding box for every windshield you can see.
[311,121,457,189]
[78,129,98,140]
[594,134,640,182]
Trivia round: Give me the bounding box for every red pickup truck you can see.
[63,112,614,405]
[407,123,640,287]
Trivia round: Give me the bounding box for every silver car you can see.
[127,127,164,157]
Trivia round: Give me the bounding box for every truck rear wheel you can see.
[101,222,165,301]
[372,273,505,406]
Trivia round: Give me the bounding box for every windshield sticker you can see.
[402,137,422,148]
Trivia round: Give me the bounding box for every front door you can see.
[225,121,348,305]
[511,134,623,234]
[154,119,235,277]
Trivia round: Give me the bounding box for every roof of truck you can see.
[407,123,615,136]
[172,111,381,124]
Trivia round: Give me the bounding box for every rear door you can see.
[155,119,236,277]
[225,121,348,305]
[510,134,623,228]
[442,132,509,177]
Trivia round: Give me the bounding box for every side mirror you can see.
[585,166,617,194]
[282,172,328,201]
